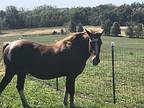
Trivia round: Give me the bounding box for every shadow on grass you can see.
[0,32,8,35]
[29,105,99,108]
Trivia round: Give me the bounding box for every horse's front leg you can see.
[17,72,32,108]
[63,91,68,106]
[64,76,75,108]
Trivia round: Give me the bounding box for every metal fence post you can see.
[111,42,116,104]
[56,78,59,91]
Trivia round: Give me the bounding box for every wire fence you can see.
[114,44,144,107]
[96,43,144,107]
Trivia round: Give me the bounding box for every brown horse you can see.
[0,29,103,108]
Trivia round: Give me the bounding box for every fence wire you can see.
[96,43,144,107]
[114,45,144,107]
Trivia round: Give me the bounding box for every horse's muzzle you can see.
[92,56,100,66]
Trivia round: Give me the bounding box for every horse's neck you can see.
[72,44,90,61]
[55,38,90,60]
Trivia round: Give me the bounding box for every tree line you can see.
[0,2,144,31]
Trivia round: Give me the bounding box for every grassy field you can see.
[0,31,144,108]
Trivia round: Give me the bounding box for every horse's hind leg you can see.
[0,67,15,94]
[16,72,31,108]
[64,76,75,108]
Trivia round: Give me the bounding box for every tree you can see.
[115,4,132,25]
[135,23,143,38]
[102,19,113,35]
[5,6,22,29]
[110,22,121,36]
[125,26,134,37]
[69,21,76,32]
[76,23,84,32]
[0,3,144,29]
[0,18,4,33]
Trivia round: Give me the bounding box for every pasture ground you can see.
[0,28,144,108]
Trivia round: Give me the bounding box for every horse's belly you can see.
[28,68,66,80]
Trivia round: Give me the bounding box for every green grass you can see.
[0,34,144,108]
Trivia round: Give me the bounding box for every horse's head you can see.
[85,29,103,66]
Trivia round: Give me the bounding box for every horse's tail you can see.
[0,42,11,63]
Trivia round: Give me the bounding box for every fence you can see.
[113,43,144,107]
[29,42,144,107]
[98,42,143,107]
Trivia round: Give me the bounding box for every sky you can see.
[0,0,143,10]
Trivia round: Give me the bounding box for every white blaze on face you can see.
[91,55,96,61]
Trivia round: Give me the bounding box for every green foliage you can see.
[114,4,132,25]
[76,23,84,32]
[0,3,144,29]
[102,19,113,35]
[0,12,7,29]
[125,26,134,37]
[125,23,143,38]
[110,22,121,36]
[135,23,143,38]
[69,21,76,32]
[5,6,24,29]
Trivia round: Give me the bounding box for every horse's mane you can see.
[58,28,104,44]
[57,32,85,44]
[54,33,85,52]
[62,33,82,42]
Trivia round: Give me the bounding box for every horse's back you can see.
[3,40,67,72]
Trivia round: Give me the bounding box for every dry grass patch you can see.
[0,27,64,37]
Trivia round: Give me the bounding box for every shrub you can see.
[125,26,134,37]
[52,31,57,35]
[60,29,64,35]
[110,22,121,36]
[135,23,143,38]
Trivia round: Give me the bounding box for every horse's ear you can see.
[96,29,104,38]
[100,29,104,36]
[85,29,93,39]
[85,29,91,36]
